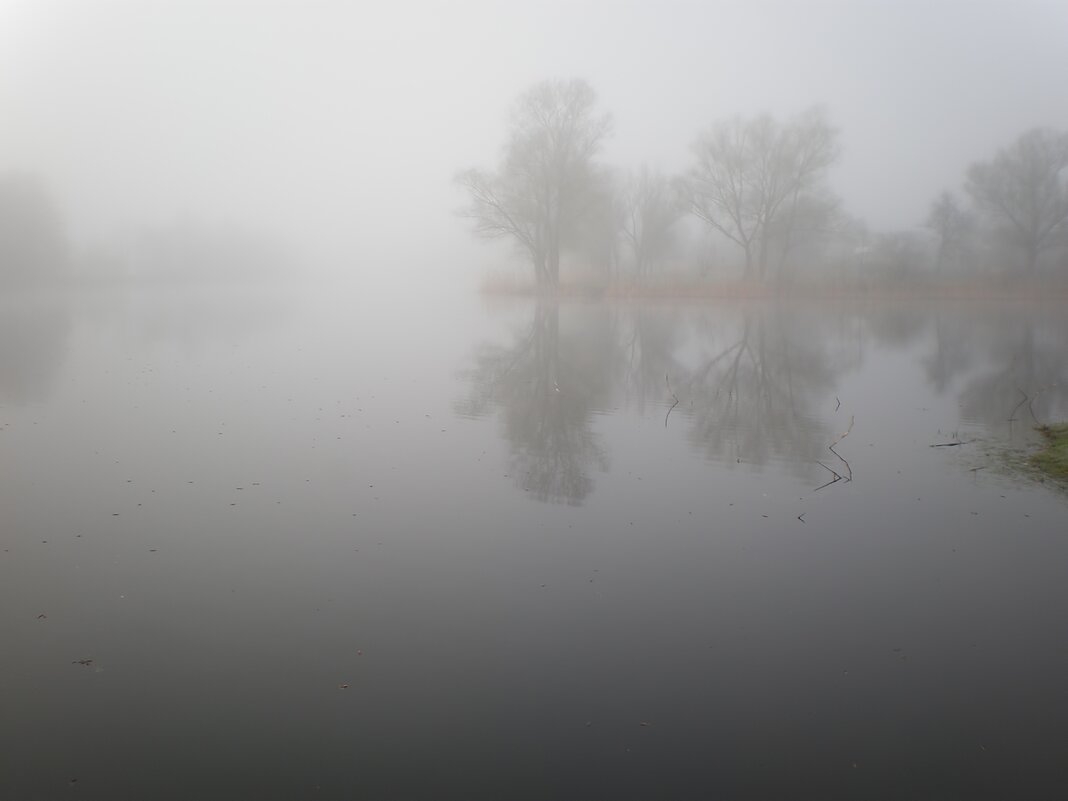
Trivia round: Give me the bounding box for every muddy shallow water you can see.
[2,284,1067,799]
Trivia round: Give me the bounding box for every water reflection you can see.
[0,286,296,408]
[680,307,849,479]
[457,303,612,504]
[0,298,72,405]
[459,302,856,503]
[460,300,1068,503]
[931,310,1068,431]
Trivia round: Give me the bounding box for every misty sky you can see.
[2,0,1067,280]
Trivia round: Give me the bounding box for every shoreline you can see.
[1033,425,1068,483]
[479,276,1068,303]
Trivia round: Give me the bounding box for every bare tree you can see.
[924,191,973,269]
[456,79,612,292]
[965,128,1068,276]
[680,108,839,281]
[618,167,682,277]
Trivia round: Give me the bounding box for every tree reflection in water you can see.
[458,302,852,503]
[460,299,1068,505]
[679,307,842,479]
[456,303,613,504]
[922,310,1068,431]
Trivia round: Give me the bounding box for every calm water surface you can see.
[2,284,1067,799]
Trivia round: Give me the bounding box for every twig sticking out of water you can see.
[827,415,855,483]
[665,372,680,428]
[930,440,972,447]
[813,416,856,490]
[830,415,854,449]
[814,460,844,491]
[835,396,841,412]
[1008,388,1028,422]
[814,415,856,491]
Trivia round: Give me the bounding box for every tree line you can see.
[457,78,1068,291]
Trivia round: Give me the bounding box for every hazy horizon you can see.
[3,0,1068,287]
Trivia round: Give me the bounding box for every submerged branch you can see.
[1008,388,1028,422]
[816,414,854,489]
[665,372,680,428]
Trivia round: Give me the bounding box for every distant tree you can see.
[680,107,839,281]
[965,128,1068,275]
[456,79,612,292]
[0,172,67,285]
[618,167,682,277]
[924,191,973,269]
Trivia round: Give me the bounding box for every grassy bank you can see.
[1032,425,1068,482]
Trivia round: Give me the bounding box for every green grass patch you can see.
[1032,424,1068,481]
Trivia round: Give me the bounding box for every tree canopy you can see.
[680,108,840,281]
[965,128,1068,275]
[457,78,612,291]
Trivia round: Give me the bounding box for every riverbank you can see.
[1033,424,1068,482]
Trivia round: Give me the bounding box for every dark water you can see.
[3,285,1067,800]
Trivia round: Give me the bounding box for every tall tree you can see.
[680,108,839,281]
[965,128,1068,275]
[456,79,612,292]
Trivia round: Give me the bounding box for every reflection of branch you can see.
[689,339,745,389]
[665,372,680,428]
[456,321,540,418]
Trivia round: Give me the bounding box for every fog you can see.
[3,0,1067,288]
[5,3,1068,799]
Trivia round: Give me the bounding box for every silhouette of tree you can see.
[965,128,1068,276]
[457,79,612,292]
[681,108,839,281]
